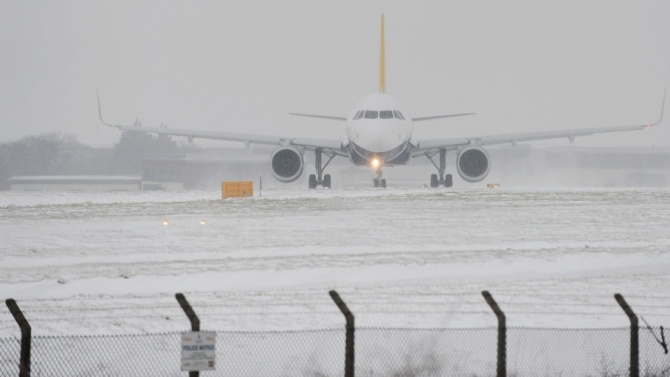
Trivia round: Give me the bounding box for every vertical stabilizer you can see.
[379,14,386,94]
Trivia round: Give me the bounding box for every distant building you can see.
[9,176,142,192]
[8,147,670,191]
[489,146,670,187]
[141,149,271,190]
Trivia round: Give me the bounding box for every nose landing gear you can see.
[373,175,387,188]
[371,158,386,188]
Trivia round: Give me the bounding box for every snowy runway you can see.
[1,188,669,336]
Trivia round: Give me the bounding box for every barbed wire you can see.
[2,310,668,325]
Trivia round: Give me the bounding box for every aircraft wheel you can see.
[430,174,439,188]
[445,174,453,188]
[380,179,386,188]
[323,174,331,189]
[309,174,318,189]
[373,178,379,188]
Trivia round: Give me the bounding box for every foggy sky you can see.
[1,0,669,148]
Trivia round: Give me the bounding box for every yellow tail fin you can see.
[379,14,386,94]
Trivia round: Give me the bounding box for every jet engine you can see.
[456,146,491,183]
[271,147,304,182]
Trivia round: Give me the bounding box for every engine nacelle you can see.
[271,147,304,182]
[457,146,491,183]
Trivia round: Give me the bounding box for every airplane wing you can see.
[98,93,347,155]
[414,93,665,154]
[103,123,345,150]
[414,122,658,153]
[289,113,348,121]
[412,113,477,122]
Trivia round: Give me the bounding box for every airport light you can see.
[161,219,169,226]
[199,220,206,225]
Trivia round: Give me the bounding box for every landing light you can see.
[371,158,380,168]
[200,219,206,225]
[161,219,169,226]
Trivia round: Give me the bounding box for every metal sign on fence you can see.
[181,331,216,371]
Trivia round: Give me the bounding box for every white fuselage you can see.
[345,93,414,166]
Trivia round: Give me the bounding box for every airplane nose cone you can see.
[355,121,409,152]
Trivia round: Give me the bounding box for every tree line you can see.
[0,131,194,190]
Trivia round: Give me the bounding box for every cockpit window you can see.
[356,110,404,121]
[380,110,394,119]
[393,111,405,120]
[364,110,379,119]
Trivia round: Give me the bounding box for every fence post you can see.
[176,293,200,377]
[482,291,506,377]
[330,290,355,377]
[5,299,31,377]
[615,293,639,377]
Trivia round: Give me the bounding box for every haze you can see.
[1,0,668,148]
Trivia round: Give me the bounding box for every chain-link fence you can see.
[3,292,669,376]
[0,337,20,377]
[1,326,669,376]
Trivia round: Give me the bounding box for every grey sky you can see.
[1,0,668,148]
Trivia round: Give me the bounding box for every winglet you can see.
[655,89,666,126]
[379,14,386,94]
[648,89,666,128]
[96,89,118,128]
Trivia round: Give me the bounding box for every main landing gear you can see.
[308,147,336,189]
[425,148,453,188]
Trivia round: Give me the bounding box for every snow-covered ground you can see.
[2,187,669,334]
[1,187,669,375]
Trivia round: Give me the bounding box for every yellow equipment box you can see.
[222,181,254,199]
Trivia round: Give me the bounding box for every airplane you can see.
[98,14,665,189]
